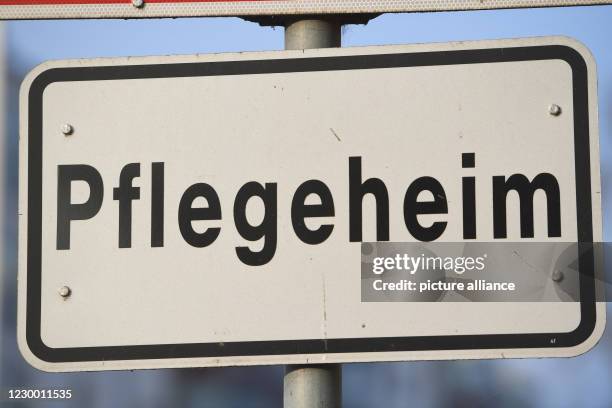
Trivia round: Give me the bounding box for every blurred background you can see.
[2,5,612,407]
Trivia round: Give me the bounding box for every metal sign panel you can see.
[1,0,611,20]
[18,37,604,372]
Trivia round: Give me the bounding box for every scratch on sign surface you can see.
[322,273,329,351]
[329,128,341,142]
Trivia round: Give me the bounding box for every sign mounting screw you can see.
[131,0,144,8]
[59,286,72,298]
[551,270,564,282]
[549,104,562,116]
[61,123,74,136]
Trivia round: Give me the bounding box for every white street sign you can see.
[18,37,604,372]
[0,0,611,20]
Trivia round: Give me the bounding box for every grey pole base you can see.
[283,16,343,408]
[284,365,342,408]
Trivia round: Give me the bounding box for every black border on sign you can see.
[26,45,596,363]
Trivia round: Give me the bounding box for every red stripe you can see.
[0,0,266,5]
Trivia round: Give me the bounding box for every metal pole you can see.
[284,18,341,50]
[283,17,342,408]
[284,364,342,408]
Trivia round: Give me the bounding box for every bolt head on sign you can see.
[0,0,611,19]
[17,37,604,372]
